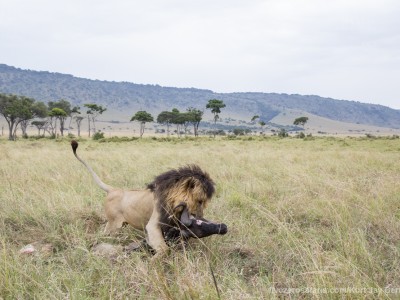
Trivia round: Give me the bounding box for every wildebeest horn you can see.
[173,202,193,227]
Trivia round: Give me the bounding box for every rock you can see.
[124,241,143,253]
[19,244,36,255]
[92,243,122,257]
[19,242,54,256]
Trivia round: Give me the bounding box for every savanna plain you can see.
[1,136,400,299]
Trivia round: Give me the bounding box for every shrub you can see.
[98,136,138,143]
[296,132,306,138]
[278,128,289,137]
[92,131,105,140]
[233,128,245,136]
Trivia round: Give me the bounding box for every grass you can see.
[1,136,400,299]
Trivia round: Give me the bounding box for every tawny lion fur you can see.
[70,140,215,253]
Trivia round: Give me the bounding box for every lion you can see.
[70,140,217,254]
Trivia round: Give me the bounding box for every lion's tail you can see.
[70,140,113,193]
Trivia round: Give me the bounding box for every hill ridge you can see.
[1,63,399,129]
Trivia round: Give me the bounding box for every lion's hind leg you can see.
[104,217,125,235]
[104,191,126,235]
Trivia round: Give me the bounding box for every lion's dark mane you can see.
[147,164,215,234]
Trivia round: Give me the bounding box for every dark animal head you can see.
[164,202,228,242]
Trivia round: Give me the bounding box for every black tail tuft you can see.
[71,140,79,154]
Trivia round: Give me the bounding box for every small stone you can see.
[19,244,36,255]
[92,243,121,257]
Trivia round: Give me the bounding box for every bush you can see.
[296,132,306,138]
[98,136,138,143]
[365,133,376,139]
[233,128,252,136]
[92,131,105,140]
[304,133,314,141]
[233,128,245,136]
[278,128,289,137]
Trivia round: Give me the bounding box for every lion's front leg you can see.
[145,206,168,254]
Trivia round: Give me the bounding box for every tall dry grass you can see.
[1,136,400,299]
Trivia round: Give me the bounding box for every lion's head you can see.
[147,164,215,232]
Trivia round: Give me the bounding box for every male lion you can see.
[70,141,216,253]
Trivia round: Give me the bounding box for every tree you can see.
[186,107,203,137]
[0,93,45,140]
[130,111,154,137]
[20,101,48,137]
[232,128,251,136]
[294,116,309,129]
[84,103,107,137]
[259,121,266,134]
[251,115,264,135]
[251,115,259,123]
[206,99,226,137]
[31,120,47,136]
[74,116,84,137]
[48,99,71,136]
[170,108,186,137]
[178,112,192,136]
[278,128,289,137]
[48,108,67,137]
[157,111,175,136]
[67,106,81,134]
[156,109,193,137]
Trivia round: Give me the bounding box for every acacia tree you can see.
[130,110,154,138]
[157,111,175,136]
[259,121,266,134]
[20,101,48,137]
[170,108,186,137]
[251,115,259,123]
[74,116,84,137]
[179,112,192,136]
[294,116,309,129]
[251,115,260,135]
[206,99,226,137]
[67,106,81,134]
[84,103,106,137]
[31,120,47,136]
[0,93,46,140]
[48,100,71,136]
[49,108,67,137]
[186,107,203,137]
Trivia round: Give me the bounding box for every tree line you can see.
[0,93,226,140]
[0,93,107,140]
[132,99,225,138]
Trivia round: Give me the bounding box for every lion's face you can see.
[184,191,210,218]
[150,164,215,232]
[167,176,211,218]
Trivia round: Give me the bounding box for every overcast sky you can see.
[1,0,399,109]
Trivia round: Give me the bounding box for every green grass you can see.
[1,136,400,299]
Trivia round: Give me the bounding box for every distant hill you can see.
[1,63,399,129]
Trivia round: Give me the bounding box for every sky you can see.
[1,0,400,109]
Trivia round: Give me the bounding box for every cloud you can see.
[1,0,399,108]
